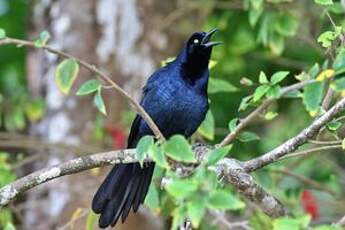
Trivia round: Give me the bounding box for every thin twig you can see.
[308,139,341,145]
[0,38,165,141]
[243,97,345,172]
[218,80,315,147]
[281,145,342,160]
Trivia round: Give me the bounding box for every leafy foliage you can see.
[54,59,79,94]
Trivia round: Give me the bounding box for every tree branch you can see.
[243,97,345,172]
[0,146,287,218]
[0,149,138,206]
[215,159,287,217]
[218,80,315,147]
[0,37,165,141]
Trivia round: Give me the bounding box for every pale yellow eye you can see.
[193,39,199,44]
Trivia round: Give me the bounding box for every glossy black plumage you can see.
[92,28,220,228]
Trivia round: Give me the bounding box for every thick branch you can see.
[243,97,345,172]
[0,146,286,218]
[215,159,287,217]
[0,38,165,141]
[0,149,138,206]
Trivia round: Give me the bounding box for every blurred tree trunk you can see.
[23,0,192,229]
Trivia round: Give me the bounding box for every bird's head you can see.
[185,28,222,57]
[178,28,221,78]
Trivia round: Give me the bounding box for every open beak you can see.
[201,28,222,48]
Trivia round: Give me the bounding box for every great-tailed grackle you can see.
[92,28,221,228]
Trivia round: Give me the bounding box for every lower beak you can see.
[201,28,222,47]
[203,41,223,48]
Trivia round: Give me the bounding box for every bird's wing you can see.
[127,115,142,148]
[126,71,162,148]
[142,66,168,95]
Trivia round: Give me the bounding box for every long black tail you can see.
[92,162,155,228]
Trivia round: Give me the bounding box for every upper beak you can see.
[201,28,222,47]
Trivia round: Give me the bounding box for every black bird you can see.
[92,28,221,228]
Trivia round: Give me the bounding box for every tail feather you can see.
[121,171,142,221]
[140,165,155,203]
[92,165,127,213]
[92,163,155,228]
[98,166,133,228]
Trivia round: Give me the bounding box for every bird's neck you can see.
[174,48,211,93]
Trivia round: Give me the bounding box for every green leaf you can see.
[205,145,232,166]
[333,51,345,75]
[314,225,343,230]
[228,118,239,132]
[238,131,260,142]
[208,189,245,210]
[269,33,285,55]
[250,0,263,10]
[331,78,345,91]
[208,78,238,94]
[55,59,79,94]
[171,206,186,230]
[4,223,16,230]
[327,120,342,131]
[34,30,51,47]
[314,0,333,5]
[253,85,270,102]
[136,136,154,167]
[240,77,254,86]
[5,107,25,131]
[250,211,273,230]
[76,79,101,96]
[239,95,253,111]
[309,63,320,78]
[264,111,278,120]
[208,59,218,69]
[24,99,46,122]
[249,7,263,27]
[258,14,271,45]
[273,215,310,230]
[85,212,98,230]
[0,28,6,39]
[316,69,335,81]
[302,82,323,116]
[266,85,281,99]
[151,146,169,169]
[93,88,107,115]
[295,72,310,81]
[274,13,298,37]
[145,184,160,212]
[166,179,198,199]
[342,138,345,150]
[197,110,215,140]
[271,71,289,85]
[327,3,344,14]
[259,71,269,84]
[187,195,207,228]
[164,135,196,163]
[161,57,175,67]
[317,27,341,48]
